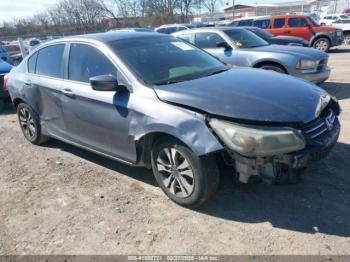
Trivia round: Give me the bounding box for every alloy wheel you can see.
[345,35,350,45]
[156,147,195,198]
[315,40,329,51]
[19,107,37,139]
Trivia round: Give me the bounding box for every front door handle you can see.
[24,80,31,86]
[284,30,291,34]
[62,89,75,98]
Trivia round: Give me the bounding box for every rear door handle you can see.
[284,30,291,34]
[24,80,31,86]
[62,89,75,98]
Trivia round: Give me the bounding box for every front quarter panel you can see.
[128,88,224,156]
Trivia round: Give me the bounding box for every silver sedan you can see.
[173,27,331,83]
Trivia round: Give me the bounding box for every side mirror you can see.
[216,41,232,50]
[90,75,121,92]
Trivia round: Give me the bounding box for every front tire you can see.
[17,103,49,145]
[151,137,219,207]
[259,64,286,74]
[313,37,330,52]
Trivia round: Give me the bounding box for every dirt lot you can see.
[0,46,349,255]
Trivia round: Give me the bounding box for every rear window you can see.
[253,19,271,29]
[36,44,65,78]
[273,18,285,28]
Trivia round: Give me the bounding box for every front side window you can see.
[109,36,226,85]
[68,43,117,83]
[273,18,285,28]
[288,18,309,27]
[195,32,225,48]
[225,29,268,48]
[27,52,38,73]
[36,44,65,78]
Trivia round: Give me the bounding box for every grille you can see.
[303,110,336,140]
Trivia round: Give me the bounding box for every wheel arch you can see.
[253,60,288,74]
[310,34,331,46]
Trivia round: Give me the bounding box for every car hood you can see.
[0,60,12,74]
[153,68,327,124]
[248,44,326,60]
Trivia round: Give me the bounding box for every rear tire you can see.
[17,103,49,145]
[151,137,219,207]
[259,64,286,74]
[313,37,330,52]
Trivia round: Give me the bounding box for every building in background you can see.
[224,0,349,20]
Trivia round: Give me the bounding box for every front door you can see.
[60,43,136,163]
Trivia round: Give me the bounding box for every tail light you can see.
[3,74,8,92]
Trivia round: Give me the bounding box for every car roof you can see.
[45,31,166,45]
[173,27,247,35]
[232,16,270,21]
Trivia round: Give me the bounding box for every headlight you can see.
[296,59,317,71]
[209,119,305,157]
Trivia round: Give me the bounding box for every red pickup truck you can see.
[231,15,344,52]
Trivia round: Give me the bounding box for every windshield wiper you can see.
[207,68,229,76]
[153,79,186,85]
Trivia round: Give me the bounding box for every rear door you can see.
[286,17,313,40]
[27,44,66,137]
[267,17,286,36]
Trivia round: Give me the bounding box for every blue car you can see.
[0,59,13,111]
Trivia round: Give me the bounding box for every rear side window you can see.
[156,28,168,34]
[36,44,65,78]
[254,19,271,29]
[273,18,285,28]
[27,52,38,73]
[238,19,254,26]
[68,43,117,83]
[195,32,225,48]
[288,18,309,27]
[166,27,178,34]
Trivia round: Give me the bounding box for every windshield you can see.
[340,15,349,19]
[225,29,269,48]
[308,16,320,26]
[109,36,227,85]
[249,28,273,40]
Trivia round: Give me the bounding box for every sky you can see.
[0,0,303,24]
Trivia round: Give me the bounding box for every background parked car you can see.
[173,27,330,83]
[240,26,309,47]
[319,14,349,26]
[331,19,350,44]
[230,15,344,52]
[110,27,154,32]
[155,23,211,34]
[0,59,12,111]
[0,45,12,64]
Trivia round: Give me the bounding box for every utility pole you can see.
[232,0,235,19]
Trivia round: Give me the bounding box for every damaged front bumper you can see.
[224,115,341,184]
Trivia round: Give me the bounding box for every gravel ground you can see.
[0,45,349,255]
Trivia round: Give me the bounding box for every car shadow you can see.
[197,141,350,237]
[46,138,350,237]
[320,81,350,100]
[0,102,15,115]
[328,46,350,53]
